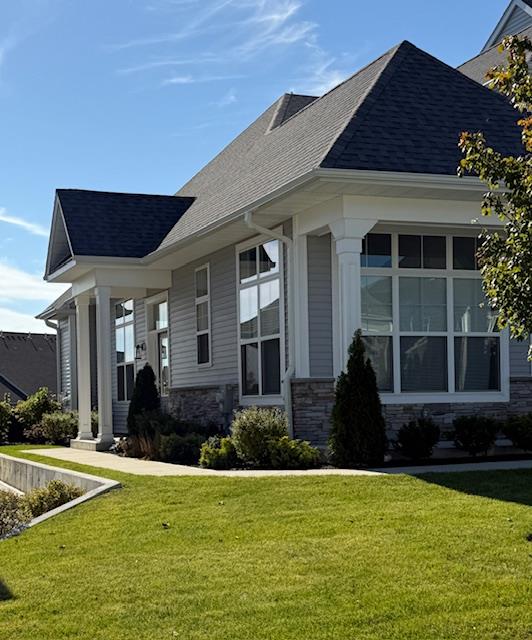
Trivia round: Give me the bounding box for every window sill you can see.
[380,391,509,405]
[240,395,284,406]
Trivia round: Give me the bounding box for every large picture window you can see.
[238,239,282,397]
[115,300,135,401]
[360,233,503,397]
[147,295,169,396]
[195,265,211,366]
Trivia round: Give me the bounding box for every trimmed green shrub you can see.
[158,432,205,465]
[24,480,84,519]
[453,416,498,456]
[504,414,532,451]
[0,399,11,444]
[200,436,239,470]
[395,418,440,460]
[268,436,321,470]
[329,330,387,467]
[231,407,288,466]
[14,388,61,432]
[127,365,160,435]
[0,491,30,538]
[24,411,78,446]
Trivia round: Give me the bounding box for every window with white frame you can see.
[238,239,282,397]
[115,300,135,401]
[195,265,211,366]
[360,233,501,396]
[147,297,169,396]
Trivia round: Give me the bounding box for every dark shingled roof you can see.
[0,332,56,402]
[57,189,195,259]
[269,93,317,130]
[159,40,523,250]
[459,25,532,83]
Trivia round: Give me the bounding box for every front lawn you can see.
[0,446,531,639]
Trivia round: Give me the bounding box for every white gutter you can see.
[244,211,296,437]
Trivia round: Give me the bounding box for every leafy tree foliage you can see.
[126,364,160,435]
[459,35,532,354]
[329,330,387,467]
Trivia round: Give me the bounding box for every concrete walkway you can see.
[24,448,532,478]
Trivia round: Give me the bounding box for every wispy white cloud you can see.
[0,34,19,76]
[0,261,67,304]
[0,307,55,334]
[215,87,237,106]
[116,55,219,75]
[161,73,243,85]
[0,208,49,237]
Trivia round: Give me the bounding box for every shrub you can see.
[268,436,321,470]
[199,436,239,470]
[0,491,30,539]
[24,411,78,446]
[0,399,11,444]
[329,330,387,467]
[23,480,83,519]
[13,388,61,434]
[504,414,532,451]
[158,432,205,465]
[231,407,288,466]
[453,416,498,456]
[395,418,440,460]
[127,365,160,435]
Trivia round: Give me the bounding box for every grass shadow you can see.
[0,579,14,601]
[418,468,532,507]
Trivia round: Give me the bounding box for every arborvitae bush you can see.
[329,330,387,467]
[127,364,160,434]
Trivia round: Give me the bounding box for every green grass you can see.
[0,446,531,640]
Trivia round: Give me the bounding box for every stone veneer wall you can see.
[292,377,532,447]
[167,384,239,431]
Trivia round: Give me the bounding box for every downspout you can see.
[45,318,61,404]
[244,211,296,437]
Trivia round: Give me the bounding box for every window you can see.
[195,265,211,365]
[147,297,169,396]
[359,233,503,397]
[115,300,135,401]
[238,239,282,397]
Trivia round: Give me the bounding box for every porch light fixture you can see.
[135,342,146,360]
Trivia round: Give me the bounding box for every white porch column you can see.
[95,286,114,445]
[75,295,93,440]
[329,218,376,370]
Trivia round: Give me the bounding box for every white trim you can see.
[293,216,310,377]
[331,239,341,377]
[194,263,212,368]
[115,299,136,402]
[145,292,170,396]
[235,231,285,403]
[483,0,532,51]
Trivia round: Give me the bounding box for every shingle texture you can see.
[269,93,317,130]
[321,42,523,173]
[0,332,56,401]
[159,41,522,250]
[57,190,194,258]
[459,25,532,83]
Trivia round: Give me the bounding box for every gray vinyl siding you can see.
[503,6,532,36]
[58,319,71,402]
[134,299,148,369]
[510,338,531,377]
[307,234,333,377]
[169,245,239,388]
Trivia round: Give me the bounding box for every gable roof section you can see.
[460,24,532,84]
[0,332,56,401]
[158,40,522,251]
[321,42,523,174]
[483,0,532,51]
[50,190,194,273]
[269,93,317,130]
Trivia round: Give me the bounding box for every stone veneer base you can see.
[167,384,240,431]
[291,377,532,449]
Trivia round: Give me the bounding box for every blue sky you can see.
[0,0,509,332]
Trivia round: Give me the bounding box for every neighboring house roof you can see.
[49,190,195,273]
[0,332,57,402]
[158,40,522,250]
[483,0,532,51]
[459,25,532,83]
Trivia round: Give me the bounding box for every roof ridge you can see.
[320,40,412,168]
[57,188,191,199]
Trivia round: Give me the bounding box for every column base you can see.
[70,437,115,452]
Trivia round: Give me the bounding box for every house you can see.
[0,332,57,402]
[39,2,532,451]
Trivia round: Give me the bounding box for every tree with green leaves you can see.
[126,364,160,434]
[459,35,532,355]
[329,330,387,467]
